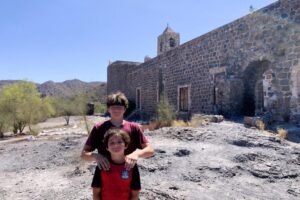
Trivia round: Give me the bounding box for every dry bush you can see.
[255,120,266,130]
[157,95,176,124]
[171,120,189,127]
[189,115,208,127]
[277,128,288,139]
[244,117,265,130]
[142,120,171,131]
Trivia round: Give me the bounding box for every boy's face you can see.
[108,105,126,119]
[107,135,127,155]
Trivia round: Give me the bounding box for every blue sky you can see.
[0,0,277,83]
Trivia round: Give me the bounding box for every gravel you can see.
[0,119,299,200]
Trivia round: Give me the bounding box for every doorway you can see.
[242,60,269,116]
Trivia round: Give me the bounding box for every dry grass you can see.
[142,114,224,131]
[277,128,288,139]
[142,119,189,131]
[40,124,67,130]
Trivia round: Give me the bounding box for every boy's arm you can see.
[130,190,139,200]
[93,188,102,200]
[130,164,141,200]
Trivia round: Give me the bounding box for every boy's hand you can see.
[93,153,110,170]
[125,153,138,170]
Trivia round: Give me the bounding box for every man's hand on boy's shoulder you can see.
[93,153,110,171]
[125,153,138,170]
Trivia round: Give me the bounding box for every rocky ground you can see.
[0,117,300,200]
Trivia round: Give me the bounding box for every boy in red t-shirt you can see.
[100,128,140,200]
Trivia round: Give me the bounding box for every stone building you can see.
[107,0,300,123]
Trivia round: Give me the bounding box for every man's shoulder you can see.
[124,121,141,129]
[94,120,111,129]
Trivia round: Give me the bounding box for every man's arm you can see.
[125,143,154,170]
[81,145,110,170]
[137,142,154,158]
[80,145,97,161]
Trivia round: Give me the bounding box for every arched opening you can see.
[169,38,176,47]
[242,60,270,116]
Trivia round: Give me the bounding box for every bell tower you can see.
[157,25,180,55]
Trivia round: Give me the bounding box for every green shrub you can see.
[94,102,106,114]
[156,95,176,125]
[29,125,41,136]
[0,81,54,134]
[50,94,88,125]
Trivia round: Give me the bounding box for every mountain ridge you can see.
[0,79,107,103]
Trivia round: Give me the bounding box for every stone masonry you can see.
[107,0,300,123]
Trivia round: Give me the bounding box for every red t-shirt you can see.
[85,120,148,187]
[85,120,148,156]
[100,161,141,200]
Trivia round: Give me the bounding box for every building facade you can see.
[107,0,300,123]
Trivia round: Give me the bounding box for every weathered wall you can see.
[108,0,300,122]
[107,61,141,95]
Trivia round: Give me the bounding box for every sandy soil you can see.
[0,117,300,200]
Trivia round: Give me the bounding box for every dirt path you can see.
[0,118,299,200]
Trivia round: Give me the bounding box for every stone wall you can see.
[107,61,141,95]
[107,0,300,122]
[126,60,160,117]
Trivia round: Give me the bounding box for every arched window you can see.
[169,38,176,47]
